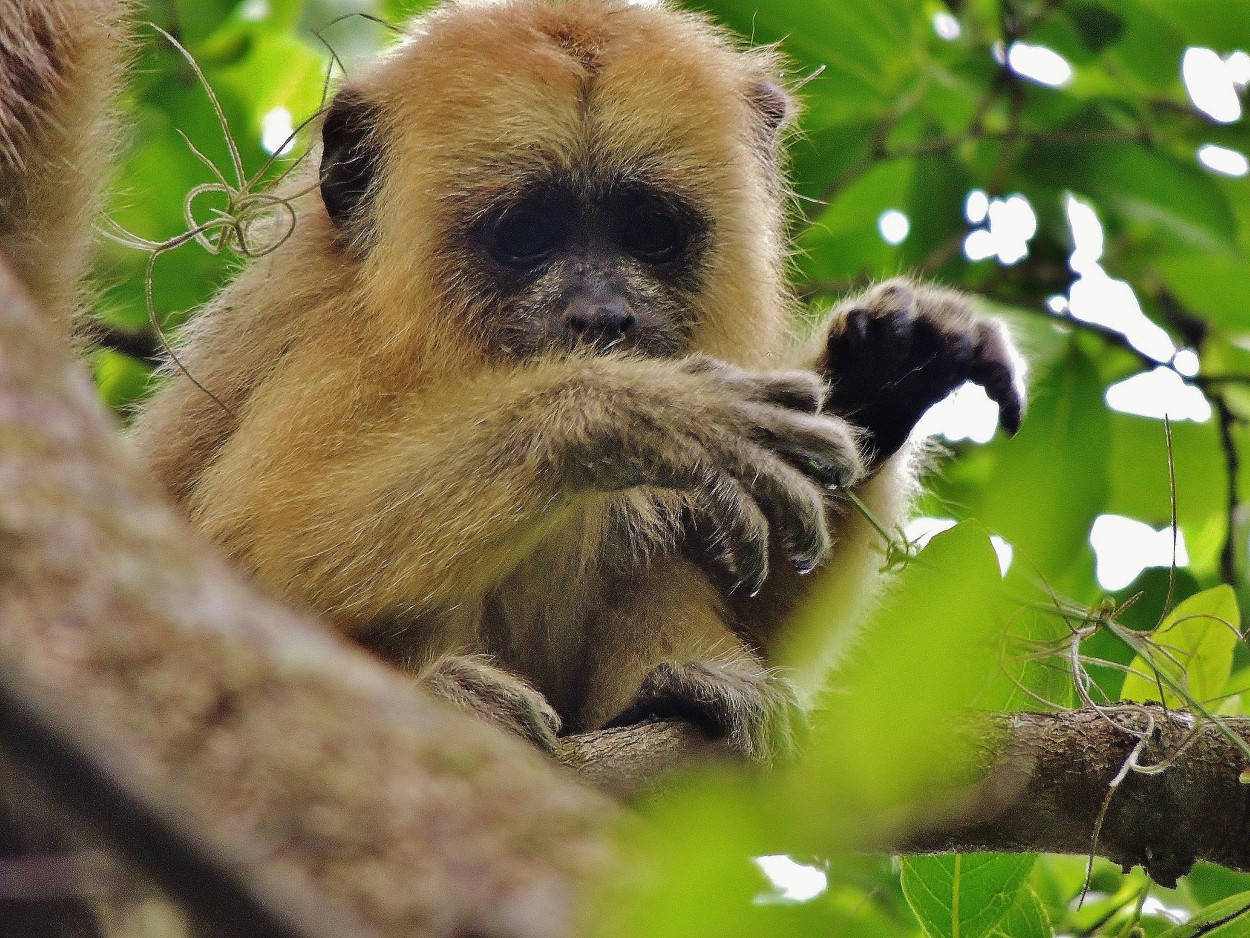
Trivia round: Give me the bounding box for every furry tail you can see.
[0,0,131,328]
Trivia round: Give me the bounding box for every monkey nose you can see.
[565,297,638,349]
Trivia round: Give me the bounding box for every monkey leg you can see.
[572,560,803,764]
[423,654,562,754]
[820,278,1025,465]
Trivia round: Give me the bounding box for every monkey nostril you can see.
[565,300,636,346]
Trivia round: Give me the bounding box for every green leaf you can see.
[1107,412,1225,526]
[1157,891,1250,938]
[1120,585,1241,707]
[901,853,1037,938]
[1188,863,1250,910]
[1219,669,1250,717]
[1106,0,1186,88]
[380,0,439,21]
[215,32,327,131]
[1078,567,1201,702]
[1158,256,1250,333]
[1065,3,1126,54]
[1027,144,1239,255]
[979,600,1076,712]
[990,888,1053,938]
[901,154,974,273]
[789,118,877,206]
[1134,0,1250,51]
[794,160,914,282]
[706,0,922,113]
[92,350,155,414]
[975,346,1111,576]
[171,0,237,44]
[792,523,1007,811]
[1106,412,1227,578]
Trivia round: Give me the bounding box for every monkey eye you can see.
[486,198,573,269]
[618,196,687,265]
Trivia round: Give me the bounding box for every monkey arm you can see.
[736,280,1027,693]
[184,352,864,633]
[604,656,805,763]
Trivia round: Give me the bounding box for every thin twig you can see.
[1213,394,1242,586]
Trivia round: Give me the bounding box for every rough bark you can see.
[564,709,1250,886]
[900,708,1250,887]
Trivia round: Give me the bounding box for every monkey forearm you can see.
[185,353,863,627]
[187,359,609,622]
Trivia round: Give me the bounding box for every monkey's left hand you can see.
[604,658,802,764]
[820,278,1025,465]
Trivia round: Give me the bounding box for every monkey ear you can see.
[319,89,384,246]
[747,80,793,142]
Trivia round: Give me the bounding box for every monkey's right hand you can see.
[423,655,563,754]
[552,355,865,596]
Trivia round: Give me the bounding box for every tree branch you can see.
[563,709,1250,886]
[898,708,1250,886]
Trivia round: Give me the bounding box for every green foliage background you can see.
[94,0,1250,935]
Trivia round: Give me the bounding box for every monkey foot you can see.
[424,654,563,754]
[603,659,803,764]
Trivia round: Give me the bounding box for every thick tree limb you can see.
[0,255,618,936]
[562,709,1250,886]
[901,708,1250,887]
[560,720,719,797]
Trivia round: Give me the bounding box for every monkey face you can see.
[318,0,795,366]
[458,176,712,358]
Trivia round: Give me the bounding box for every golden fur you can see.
[5,0,1019,760]
[129,1,914,747]
[0,0,130,328]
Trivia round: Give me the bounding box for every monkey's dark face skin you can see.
[455,176,713,360]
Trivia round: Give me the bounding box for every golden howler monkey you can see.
[0,0,1024,762]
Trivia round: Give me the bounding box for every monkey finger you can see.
[424,655,563,753]
[749,370,826,413]
[688,474,772,597]
[872,306,924,362]
[859,277,917,315]
[604,660,802,764]
[729,445,831,575]
[969,322,1025,436]
[839,306,871,348]
[733,403,865,490]
[678,352,739,381]
[680,355,825,413]
[979,369,1024,436]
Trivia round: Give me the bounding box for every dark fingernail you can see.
[1001,404,1023,435]
[745,564,768,597]
[793,553,820,575]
